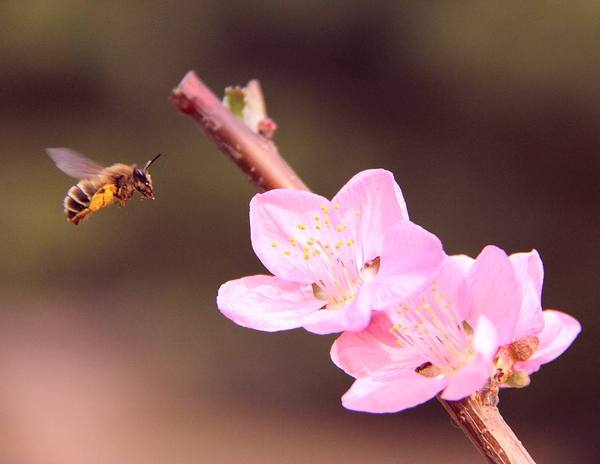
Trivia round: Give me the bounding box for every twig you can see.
[171,71,308,192]
[170,70,536,464]
[438,392,534,464]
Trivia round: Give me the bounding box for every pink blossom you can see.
[492,250,581,388]
[331,246,581,412]
[331,247,520,412]
[217,169,444,334]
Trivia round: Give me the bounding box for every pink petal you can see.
[249,189,331,283]
[510,250,545,339]
[330,312,399,377]
[466,246,521,345]
[301,297,371,334]
[341,369,447,413]
[365,221,444,308]
[435,254,474,320]
[217,275,324,332]
[517,310,581,374]
[441,355,493,401]
[331,169,409,262]
[472,315,499,360]
[450,254,475,273]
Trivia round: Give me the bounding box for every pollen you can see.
[321,205,330,214]
[307,238,315,245]
[303,253,310,260]
[314,215,320,222]
[303,245,310,253]
[336,224,346,232]
[297,223,307,230]
[315,225,322,230]
[284,250,291,256]
[312,249,320,256]
[333,203,341,209]
[290,237,297,246]
[271,242,278,248]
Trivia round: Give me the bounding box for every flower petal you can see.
[517,309,581,374]
[330,311,399,377]
[365,221,444,308]
[466,246,521,345]
[441,355,493,401]
[472,315,499,360]
[510,250,545,339]
[450,254,475,274]
[302,296,372,334]
[341,369,447,413]
[435,254,474,320]
[249,189,331,282]
[217,275,324,332]
[332,169,409,263]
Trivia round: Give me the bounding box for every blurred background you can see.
[1,1,598,462]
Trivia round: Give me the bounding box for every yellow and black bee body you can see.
[47,148,161,225]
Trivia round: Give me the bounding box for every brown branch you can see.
[438,392,535,464]
[171,71,308,192]
[170,71,536,464]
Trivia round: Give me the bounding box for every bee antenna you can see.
[144,153,162,172]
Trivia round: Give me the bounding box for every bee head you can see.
[133,154,161,199]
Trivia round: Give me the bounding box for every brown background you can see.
[0,1,598,462]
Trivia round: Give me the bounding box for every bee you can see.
[47,148,161,225]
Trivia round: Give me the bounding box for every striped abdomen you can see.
[63,179,100,224]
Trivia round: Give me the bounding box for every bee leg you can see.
[71,208,91,225]
[115,185,132,207]
[88,184,117,212]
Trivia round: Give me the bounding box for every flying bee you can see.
[47,147,161,225]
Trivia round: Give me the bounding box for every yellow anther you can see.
[333,203,341,209]
[336,224,346,232]
[321,205,330,214]
[346,240,353,246]
[297,223,306,231]
[315,225,321,230]
[307,238,315,245]
[312,249,321,256]
[303,253,310,260]
[303,245,310,252]
[314,215,320,222]
[284,250,291,256]
[271,242,278,248]
[290,237,297,246]
[335,240,344,249]
[324,218,332,228]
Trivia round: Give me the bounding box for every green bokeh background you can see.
[1,2,598,462]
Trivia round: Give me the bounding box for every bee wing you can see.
[46,147,105,179]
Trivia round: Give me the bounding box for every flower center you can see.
[271,202,371,309]
[389,284,474,377]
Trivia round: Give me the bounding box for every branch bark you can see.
[437,393,534,464]
[171,71,308,192]
[170,70,536,464]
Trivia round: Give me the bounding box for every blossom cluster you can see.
[217,170,580,413]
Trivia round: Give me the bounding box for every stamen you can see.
[275,201,374,309]
[390,288,475,377]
